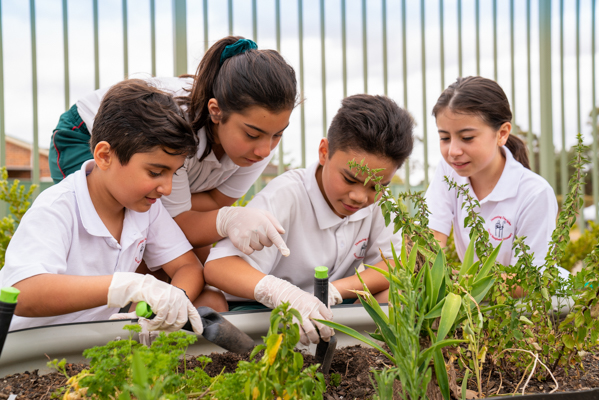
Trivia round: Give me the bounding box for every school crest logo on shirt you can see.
[353,238,368,259]
[488,216,512,241]
[135,238,147,264]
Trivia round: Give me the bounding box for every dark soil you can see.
[1,345,598,399]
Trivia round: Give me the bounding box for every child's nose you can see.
[254,139,272,159]
[448,140,463,157]
[349,187,368,204]
[157,178,172,196]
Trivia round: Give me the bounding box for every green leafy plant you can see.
[0,167,37,267]
[211,302,326,400]
[560,221,599,272]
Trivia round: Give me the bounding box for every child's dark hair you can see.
[432,76,530,169]
[91,79,197,165]
[180,36,298,161]
[327,94,414,168]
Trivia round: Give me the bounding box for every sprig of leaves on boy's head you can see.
[443,178,492,260]
[348,159,440,255]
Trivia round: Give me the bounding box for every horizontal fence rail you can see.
[0,0,597,222]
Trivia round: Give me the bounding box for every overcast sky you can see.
[1,0,597,184]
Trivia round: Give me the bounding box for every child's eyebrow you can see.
[147,163,175,171]
[244,122,290,135]
[344,168,391,186]
[438,127,478,134]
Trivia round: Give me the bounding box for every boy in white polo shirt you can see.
[204,94,415,345]
[0,79,215,332]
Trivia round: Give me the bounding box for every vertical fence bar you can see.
[299,0,305,168]
[252,0,257,41]
[510,0,517,137]
[228,0,233,36]
[276,0,284,176]
[173,0,187,76]
[421,0,428,187]
[93,0,99,89]
[402,0,410,194]
[150,0,156,76]
[577,0,585,230]
[476,0,480,76]
[527,0,534,169]
[30,0,40,191]
[382,0,387,96]
[440,0,444,90]
[320,0,327,137]
[62,0,69,110]
[539,0,555,189]
[592,0,598,222]
[123,0,128,79]
[341,0,347,98]
[203,0,208,53]
[457,0,462,77]
[362,0,367,93]
[560,0,568,200]
[0,0,5,167]
[493,0,497,81]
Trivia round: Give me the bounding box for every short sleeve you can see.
[143,200,193,269]
[216,151,275,198]
[363,206,402,266]
[425,161,456,236]
[206,189,285,275]
[1,202,72,288]
[512,185,558,268]
[159,159,193,218]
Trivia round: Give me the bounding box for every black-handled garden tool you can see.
[0,287,20,360]
[136,301,255,354]
[314,266,337,374]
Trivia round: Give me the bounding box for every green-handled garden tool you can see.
[136,301,255,354]
[314,266,337,374]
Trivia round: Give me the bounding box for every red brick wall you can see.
[5,141,51,180]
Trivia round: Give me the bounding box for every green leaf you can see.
[460,261,480,286]
[461,369,471,400]
[577,326,588,344]
[430,251,445,310]
[315,319,394,362]
[575,311,585,328]
[425,261,434,311]
[358,296,395,348]
[437,293,462,342]
[131,351,147,388]
[519,316,534,326]
[471,276,495,305]
[459,234,478,280]
[562,334,575,349]
[418,339,465,366]
[474,241,502,283]
[433,348,451,400]
[400,236,408,270]
[425,297,446,320]
[408,242,419,274]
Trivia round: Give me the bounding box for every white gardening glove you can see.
[328,283,343,306]
[107,272,203,335]
[254,275,334,346]
[216,207,290,257]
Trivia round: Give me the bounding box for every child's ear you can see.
[207,98,222,124]
[498,122,511,147]
[93,141,114,171]
[318,138,329,166]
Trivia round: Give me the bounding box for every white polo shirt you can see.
[76,76,275,218]
[0,160,193,331]
[425,147,563,273]
[206,162,402,301]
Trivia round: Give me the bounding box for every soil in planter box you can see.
[1,345,599,399]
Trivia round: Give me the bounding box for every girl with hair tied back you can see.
[49,36,297,269]
[425,76,569,278]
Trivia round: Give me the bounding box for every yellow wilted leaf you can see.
[268,334,283,365]
[252,386,260,400]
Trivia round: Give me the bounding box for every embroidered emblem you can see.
[135,238,147,264]
[353,238,368,259]
[488,216,512,241]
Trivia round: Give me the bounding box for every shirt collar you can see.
[73,160,113,238]
[480,146,524,204]
[195,127,237,171]
[304,162,372,230]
